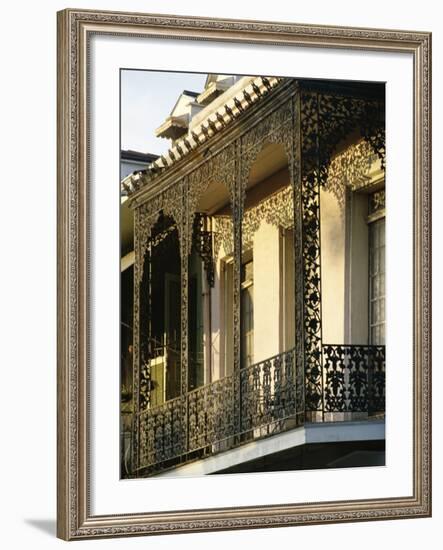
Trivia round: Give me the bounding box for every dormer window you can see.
[154,90,201,144]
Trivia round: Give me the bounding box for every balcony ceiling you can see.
[247,142,288,188]
[199,142,288,215]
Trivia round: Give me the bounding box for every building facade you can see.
[121,74,386,478]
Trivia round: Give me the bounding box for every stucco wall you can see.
[348,193,370,344]
[253,221,281,362]
[320,188,346,344]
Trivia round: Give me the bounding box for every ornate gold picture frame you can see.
[57,8,431,540]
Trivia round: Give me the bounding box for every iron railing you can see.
[138,395,184,469]
[188,375,234,452]
[133,344,385,474]
[322,344,385,414]
[240,349,297,432]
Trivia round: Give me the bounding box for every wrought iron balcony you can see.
[134,344,385,475]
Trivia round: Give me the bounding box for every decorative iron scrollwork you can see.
[370,189,386,215]
[192,213,215,287]
[301,92,324,412]
[326,139,377,209]
[213,185,294,257]
[240,348,298,433]
[362,100,386,170]
[322,344,385,413]
[138,397,184,470]
[213,216,233,258]
[188,376,234,451]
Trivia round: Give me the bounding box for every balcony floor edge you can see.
[152,418,385,478]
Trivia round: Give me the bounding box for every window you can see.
[241,259,254,368]
[281,228,295,351]
[368,191,385,345]
[222,259,234,376]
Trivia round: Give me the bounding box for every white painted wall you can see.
[348,193,370,344]
[320,174,381,347]
[253,221,281,362]
[320,187,346,344]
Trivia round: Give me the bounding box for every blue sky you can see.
[121,70,207,155]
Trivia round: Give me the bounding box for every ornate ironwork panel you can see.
[367,345,386,413]
[138,397,184,469]
[131,209,142,468]
[213,185,294,256]
[292,89,305,424]
[192,213,215,286]
[370,189,386,215]
[188,376,234,451]
[135,184,183,285]
[239,98,294,186]
[361,100,386,169]
[187,141,237,241]
[326,139,378,208]
[240,348,297,433]
[232,139,243,436]
[300,92,324,412]
[179,177,190,454]
[322,344,385,413]
[317,93,385,187]
[213,216,233,258]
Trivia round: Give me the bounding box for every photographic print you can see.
[57,9,430,539]
[120,72,386,479]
